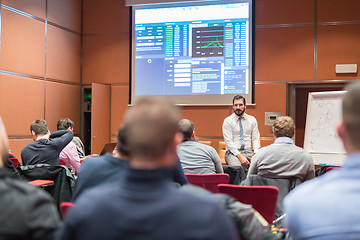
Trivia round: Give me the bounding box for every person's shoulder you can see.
[257,144,272,153]
[223,113,235,122]
[285,177,322,207]
[173,187,223,209]
[62,141,76,150]
[82,154,127,169]
[198,142,217,152]
[21,141,36,154]
[172,188,233,228]
[74,183,118,210]
[73,136,81,141]
[80,155,105,167]
[5,178,53,201]
[289,145,312,158]
[244,113,257,121]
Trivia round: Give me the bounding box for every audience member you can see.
[0,117,60,239]
[180,184,275,240]
[248,116,315,181]
[21,119,73,166]
[57,118,81,172]
[74,125,186,200]
[72,126,129,200]
[57,96,238,240]
[223,95,260,166]
[284,81,360,239]
[177,119,223,174]
[57,118,85,157]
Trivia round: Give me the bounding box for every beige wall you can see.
[0,0,82,160]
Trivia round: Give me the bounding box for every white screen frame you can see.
[127,0,254,106]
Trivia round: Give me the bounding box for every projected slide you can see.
[192,26,224,57]
[131,1,252,105]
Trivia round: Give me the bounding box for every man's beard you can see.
[234,108,245,117]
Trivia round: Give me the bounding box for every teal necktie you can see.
[239,117,245,150]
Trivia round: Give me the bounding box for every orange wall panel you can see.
[110,85,129,136]
[9,138,33,162]
[82,34,130,84]
[246,83,287,138]
[255,0,314,25]
[180,106,231,137]
[317,25,360,80]
[255,26,314,81]
[83,0,130,34]
[318,0,360,22]
[45,82,81,134]
[2,0,45,19]
[0,75,44,136]
[47,25,81,83]
[47,0,81,32]
[260,139,274,148]
[0,9,45,77]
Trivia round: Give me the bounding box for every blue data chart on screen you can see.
[134,3,250,96]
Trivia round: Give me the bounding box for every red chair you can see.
[28,179,55,189]
[218,184,278,224]
[326,167,341,172]
[60,202,75,219]
[185,173,229,193]
[10,157,19,168]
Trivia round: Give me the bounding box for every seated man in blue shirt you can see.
[284,81,360,239]
[57,96,238,240]
[248,116,315,182]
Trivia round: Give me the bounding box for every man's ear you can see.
[174,132,183,146]
[31,130,36,137]
[337,121,345,141]
[191,130,195,139]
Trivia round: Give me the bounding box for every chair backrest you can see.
[218,184,278,224]
[198,140,212,146]
[185,173,229,193]
[218,141,227,165]
[218,141,226,150]
[60,202,75,219]
[28,179,54,187]
[326,166,341,172]
[10,157,19,168]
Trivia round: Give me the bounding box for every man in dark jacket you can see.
[57,96,238,240]
[0,117,60,239]
[21,119,73,166]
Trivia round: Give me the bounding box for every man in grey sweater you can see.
[177,119,223,174]
[248,116,315,182]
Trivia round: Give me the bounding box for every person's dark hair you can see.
[342,81,360,149]
[116,125,129,157]
[30,119,48,135]
[122,96,180,159]
[57,118,74,130]
[178,119,194,140]
[233,95,246,105]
